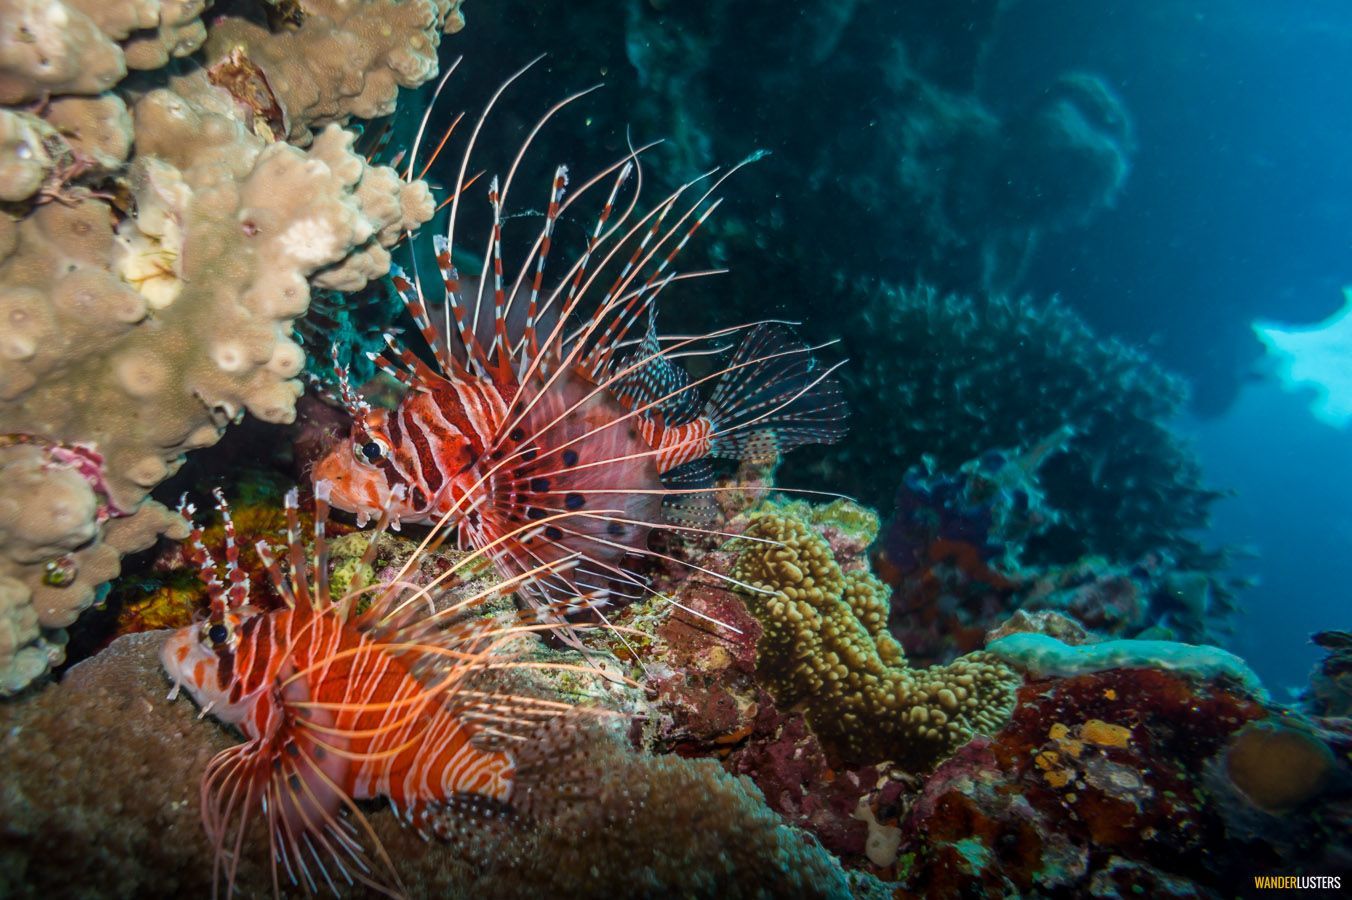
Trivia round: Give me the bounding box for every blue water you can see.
[980,1,1352,690]
[1190,382,1352,692]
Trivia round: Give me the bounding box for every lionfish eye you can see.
[206,623,230,645]
[355,436,389,464]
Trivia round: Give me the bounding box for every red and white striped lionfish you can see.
[161,484,617,897]
[313,58,849,616]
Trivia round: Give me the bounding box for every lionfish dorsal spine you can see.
[519,164,569,373]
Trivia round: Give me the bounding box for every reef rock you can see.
[0,630,874,898]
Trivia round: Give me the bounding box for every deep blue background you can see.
[979,1,1352,689]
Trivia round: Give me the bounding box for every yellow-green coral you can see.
[746,495,881,547]
[733,511,1020,769]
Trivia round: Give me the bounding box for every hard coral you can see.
[204,0,462,143]
[732,508,1020,770]
[0,443,182,692]
[0,1,447,692]
[986,632,1267,699]
[0,0,214,104]
[1223,721,1335,814]
[890,667,1344,895]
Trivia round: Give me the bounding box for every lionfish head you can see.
[161,607,265,726]
[312,408,415,525]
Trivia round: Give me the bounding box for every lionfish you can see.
[161,484,615,897]
[313,58,849,616]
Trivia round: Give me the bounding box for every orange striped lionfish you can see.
[161,484,615,897]
[313,59,849,616]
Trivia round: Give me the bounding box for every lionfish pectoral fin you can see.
[703,322,850,459]
[503,716,607,823]
[253,667,403,897]
[659,458,720,529]
[406,794,518,864]
[610,311,704,427]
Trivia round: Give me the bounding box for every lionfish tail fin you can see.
[704,323,849,459]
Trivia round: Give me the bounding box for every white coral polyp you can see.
[278,216,342,267]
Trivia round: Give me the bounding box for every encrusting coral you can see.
[731,508,1021,769]
[0,0,458,692]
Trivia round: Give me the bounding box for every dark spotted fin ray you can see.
[703,323,849,459]
[658,457,719,528]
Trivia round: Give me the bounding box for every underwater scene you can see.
[0,0,1349,897]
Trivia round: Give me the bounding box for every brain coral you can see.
[817,284,1223,568]
[0,1,452,692]
[732,509,1020,770]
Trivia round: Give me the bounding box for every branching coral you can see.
[821,284,1224,569]
[0,1,449,692]
[732,508,1020,770]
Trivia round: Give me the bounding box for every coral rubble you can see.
[0,0,456,692]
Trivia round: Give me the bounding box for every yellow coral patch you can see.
[1081,719,1132,749]
[1043,768,1074,789]
[732,507,1020,770]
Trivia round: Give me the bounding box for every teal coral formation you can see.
[731,503,1021,769]
[0,0,460,692]
[986,632,1267,698]
[823,284,1225,570]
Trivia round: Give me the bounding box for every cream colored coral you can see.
[0,73,433,692]
[0,0,213,104]
[0,96,133,204]
[204,0,461,143]
[0,75,435,510]
[44,94,134,173]
[0,0,459,693]
[733,511,1020,768]
[0,0,126,104]
[0,109,56,202]
[0,445,184,693]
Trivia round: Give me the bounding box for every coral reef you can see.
[729,504,1021,770]
[0,442,183,693]
[203,0,464,143]
[0,629,876,899]
[1302,630,1352,717]
[885,665,1350,895]
[0,0,455,692]
[825,285,1225,570]
[986,632,1267,698]
[1223,721,1336,815]
[872,441,1230,668]
[874,432,1067,589]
